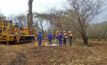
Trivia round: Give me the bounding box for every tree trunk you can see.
[81,31,88,46]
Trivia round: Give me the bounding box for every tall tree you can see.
[67,0,104,46]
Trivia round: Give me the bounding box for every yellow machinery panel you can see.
[0,20,14,42]
[0,19,36,44]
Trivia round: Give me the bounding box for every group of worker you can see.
[37,31,73,47]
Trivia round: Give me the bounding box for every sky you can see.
[0,0,67,16]
[0,0,107,22]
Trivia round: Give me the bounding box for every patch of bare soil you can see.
[0,41,107,65]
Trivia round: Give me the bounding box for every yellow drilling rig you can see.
[0,0,36,44]
[0,19,35,44]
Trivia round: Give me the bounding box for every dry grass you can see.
[0,40,107,65]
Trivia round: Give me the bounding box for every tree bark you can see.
[81,31,88,46]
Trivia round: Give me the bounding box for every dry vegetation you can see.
[0,40,107,65]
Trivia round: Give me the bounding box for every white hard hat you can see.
[56,31,59,33]
[63,31,65,33]
[69,31,72,33]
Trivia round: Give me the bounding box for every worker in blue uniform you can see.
[37,32,43,47]
[47,32,53,45]
[55,31,59,44]
[58,32,63,46]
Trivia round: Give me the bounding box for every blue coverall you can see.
[58,33,63,46]
[56,34,59,44]
[47,33,52,44]
[37,32,42,47]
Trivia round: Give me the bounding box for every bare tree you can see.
[88,21,107,40]
[67,0,104,45]
[35,9,68,31]
[13,15,27,27]
[34,18,45,33]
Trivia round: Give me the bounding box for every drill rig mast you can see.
[27,0,33,35]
